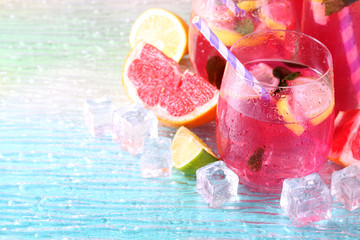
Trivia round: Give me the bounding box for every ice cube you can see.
[112,103,158,155]
[249,62,279,88]
[84,97,113,137]
[331,165,360,211]
[280,173,331,227]
[196,161,239,208]
[140,137,172,178]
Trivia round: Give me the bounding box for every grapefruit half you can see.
[328,109,360,167]
[122,41,219,128]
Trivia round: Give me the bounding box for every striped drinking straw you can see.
[338,8,360,105]
[192,16,270,101]
[221,0,245,17]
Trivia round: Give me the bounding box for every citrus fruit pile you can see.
[329,109,360,167]
[123,8,219,128]
[124,8,220,174]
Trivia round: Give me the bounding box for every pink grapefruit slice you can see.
[122,41,219,128]
[329,109,360,167]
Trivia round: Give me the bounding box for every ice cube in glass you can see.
[331,165,360,211]
[84,97,113,137]
[112,103,158,155]
[140,137,172,178]
[280,173,331,227]
[196,161,239,208]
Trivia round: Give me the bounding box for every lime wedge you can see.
[171,126,218,175]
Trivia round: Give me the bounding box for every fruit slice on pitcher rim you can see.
[171,126,219,175]
[122,41,219,128]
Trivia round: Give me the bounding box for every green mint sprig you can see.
[273,66,300,93]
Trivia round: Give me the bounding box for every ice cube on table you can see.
[196,161,239,208]
[280,173,331,227]
[140,137,172,178]
[112,103,158,155]
[84,97,113,137]
[331,165,360,211]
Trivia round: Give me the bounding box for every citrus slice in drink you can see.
[129,8,188,62]
[276,76,334,135]
[289,77,334,125]
[122,41,219,128]
[276,98,305,136]
[171,126,219,175]
[329,109,360,167]
[237,0,261,12]
[210,26,243,47]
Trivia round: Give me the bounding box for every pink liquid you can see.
[216,60,334,192]
[188,0,297,88]
[302,1,360,112]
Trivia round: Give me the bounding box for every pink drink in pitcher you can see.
[188,0,297,88]
[216,30,335,192]
[302,1,360,113]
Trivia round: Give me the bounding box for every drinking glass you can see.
[302,1,360,113]
[216,30,335,193]
[188,0,297,89]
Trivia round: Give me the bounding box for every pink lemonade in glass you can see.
[302,1,360,113]
[188,0,297,88]
[216,30,335,192]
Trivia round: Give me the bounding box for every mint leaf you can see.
[324,0,359,16]
[234,19,254,35]
[283,72,300,81]
[206,55,226,89]
[248,147,265,172]
[273,66,292,80]
[272,66,301,94]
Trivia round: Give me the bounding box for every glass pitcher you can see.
[302,0,360,113]
[188,0,298,88]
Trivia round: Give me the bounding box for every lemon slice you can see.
[276,98,305,136]
[129,8,188,62]
[310,100,334,125]
[210,26,243,47]
[263,17,286,30]
[290,77,334,126]
[276,76,334,135]
[237,0,261,12]
[171,126,219,175]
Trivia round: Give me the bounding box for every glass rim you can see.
[230,29,333,89]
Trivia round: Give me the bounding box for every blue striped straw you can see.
[221,0,245,17]
[192,16,270,101]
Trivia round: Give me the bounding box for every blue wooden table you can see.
[0,0,359,238]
